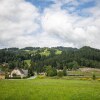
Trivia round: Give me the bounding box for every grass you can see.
[24,60,31,66]
[0,79,100,100]
[40,49,50,56]
[67,69,100,77]
[24,50,37,54]
[55,49,62,55]
[24,49,62,56]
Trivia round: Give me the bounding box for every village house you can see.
[0,71,5,79]
[2,63,8,67]
[38,72,46,76]
[10,67,28,78]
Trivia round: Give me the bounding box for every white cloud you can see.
[41,1,100,48]
[0,0,100,49]
[0,0,40,48]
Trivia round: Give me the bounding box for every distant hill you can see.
[0,46,100,72]
[52,46,78,52]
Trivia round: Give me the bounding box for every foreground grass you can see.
[0,79,100,100]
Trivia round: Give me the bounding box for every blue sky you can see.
[0,0,100,49]
[26,0,55,12]
[62,1,95,11]
[26,0,96,15]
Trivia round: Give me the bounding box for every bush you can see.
[12,77,21,79]
[57,71,63,78]
[37,75,45,79]
[63,67,67,76]
[5,76,21,79]
[23,76,30,79]
[12,73,17,77]
[92,74,96,80]
[80,78,92,81]
[28,68,34,77]
[97,78,100,81]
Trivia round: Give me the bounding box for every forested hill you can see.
[0,46,100,72]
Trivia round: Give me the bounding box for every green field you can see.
[40,49,50,56]
[0,79,100,100]
[67,68,100,77]
[55,49,62,55]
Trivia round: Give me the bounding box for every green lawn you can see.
[0,79,100,100]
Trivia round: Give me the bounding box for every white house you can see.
[10,67,28,78]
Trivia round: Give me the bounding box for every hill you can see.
[0,46,100,73]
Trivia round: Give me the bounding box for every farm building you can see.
[10,67,28,78]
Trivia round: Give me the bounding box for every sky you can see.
[0,0,100,49]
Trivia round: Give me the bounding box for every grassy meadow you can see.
[0,79,100,100]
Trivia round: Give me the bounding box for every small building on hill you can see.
[2,63,8,67]
[0,71,5,79]
[10,67,28,78]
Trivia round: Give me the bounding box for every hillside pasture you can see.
[55,49,62,55]
[39,49,50,56]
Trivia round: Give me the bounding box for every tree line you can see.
[0,46,100,74]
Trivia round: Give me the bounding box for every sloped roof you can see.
[14,67,28,75]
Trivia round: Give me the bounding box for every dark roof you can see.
[14,67,24,74]
[19,69,24,74]
[14,67,28,75]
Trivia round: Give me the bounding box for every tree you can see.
[63,66,67,76]
[52,67,57,76]
[92,74,96,80]
[68,61,79,70]
[72,61,79,70]
[28,67,34,77]
[45,66,57,77]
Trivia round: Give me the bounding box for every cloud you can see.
[0,0,40,48]
[41,1,100,48]
[0,0,100,49]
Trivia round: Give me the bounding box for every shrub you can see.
[12,77,21,79]
[12,73,17,77]
[80,78,92,81]
[23,76,30,79]
[57,71,63,78]
[63,67,67,76]
[38,75,45,79]
[28,68,34,77]
[92,74,96,80]
[97,78,100,81]
[5,77,21,79]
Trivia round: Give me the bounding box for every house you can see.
[0,71,5,79]
[10,67,28,78]
[2,63,8,67]
[38,72,46,76]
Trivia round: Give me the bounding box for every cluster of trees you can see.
[45,66,67,77]
[0,46,100,74]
